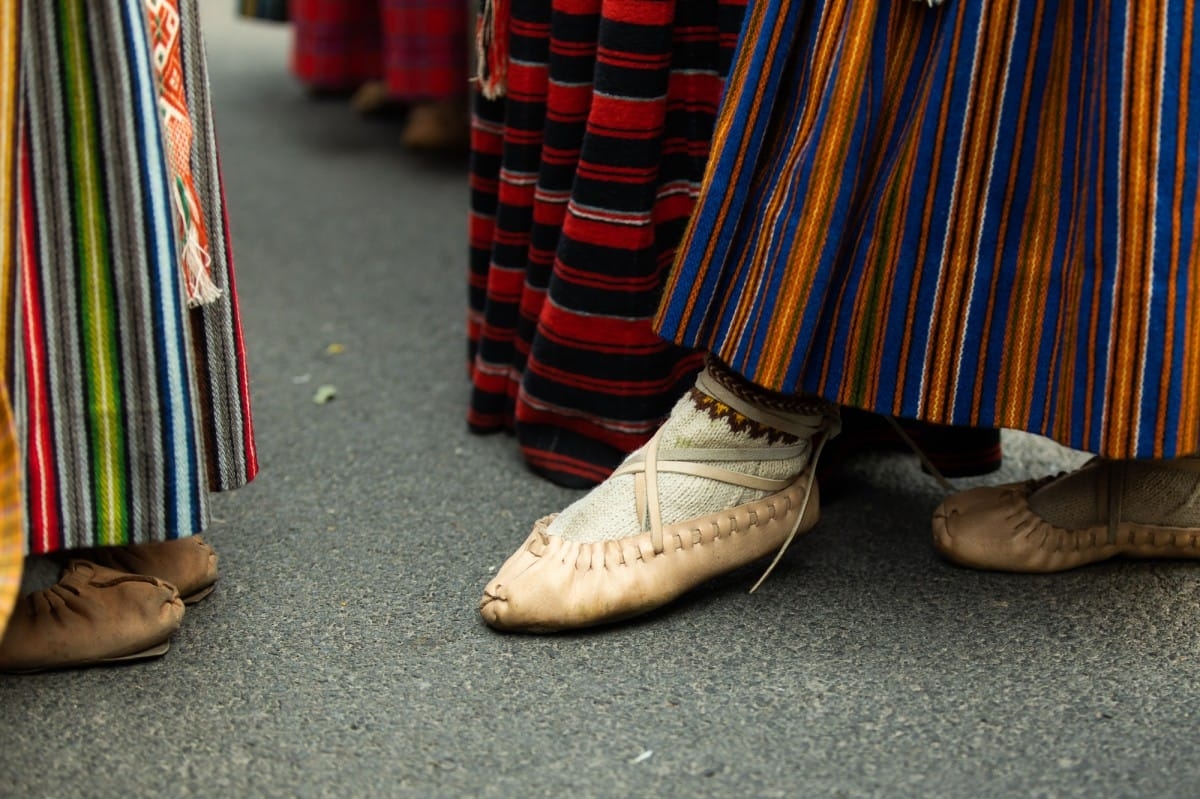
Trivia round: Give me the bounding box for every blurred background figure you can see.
[241,0,471,152]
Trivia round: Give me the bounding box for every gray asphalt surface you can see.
[1,10,1198,798]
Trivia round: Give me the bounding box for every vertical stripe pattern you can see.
[657,0,1200,460]
[467,0,746,486]
[12,0,256,554]
[0,384,22,636]
[0,0,23,633]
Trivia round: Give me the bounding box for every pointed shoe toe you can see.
[932,481,1036,569]
[479,517,663,633]
[480,468,822,633]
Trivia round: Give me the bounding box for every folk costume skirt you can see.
[290,0,468,101]
[0,1,22,632]
[10,0,258,555]
[468,0,747,487]
[658,0,1200,459]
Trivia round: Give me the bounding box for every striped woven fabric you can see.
[658,0,1200,460]
[291,0,467,101]
[0,385,21,634]
[467,0,746,487]
[0,1,21,633]
[13,0,257,554]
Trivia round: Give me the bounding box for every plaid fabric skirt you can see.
[659,0,1200,460]
[11,0,257,554]
[290,0,468,101]
[467,0,746,487]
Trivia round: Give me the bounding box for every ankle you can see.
[545,366,835,545]
[1029,458,1200,529]
[693,358,840,444]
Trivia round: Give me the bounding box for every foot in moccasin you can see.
[479,361,840,633]
[400,98,469,153]
[57,536,218,604]
[933,457,1200,572]
[0,560,184,673]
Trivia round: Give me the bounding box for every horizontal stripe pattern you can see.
[468,0,745,486]
[657,0,1200,459]
[12,0,256,554]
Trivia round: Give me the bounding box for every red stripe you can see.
[19,135,61,554]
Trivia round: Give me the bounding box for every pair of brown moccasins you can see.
[0,536,218,673]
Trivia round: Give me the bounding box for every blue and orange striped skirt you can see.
[658,0,1200,459]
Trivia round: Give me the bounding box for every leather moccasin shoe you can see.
[61,536,218,604]
[400,99,469,152]
[932,458,1200,572]
[480,366,839,632]
[480,467,822,632]
[0,560,184,673]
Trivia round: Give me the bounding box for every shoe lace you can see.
[613,370,843,592]
[883,415,956,494]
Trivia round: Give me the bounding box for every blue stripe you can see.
[659,0,1200,457]
[123,0,201,538]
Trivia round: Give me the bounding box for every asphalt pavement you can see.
[0,10,1198,799]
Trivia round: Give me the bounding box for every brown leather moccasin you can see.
[400,99,469,152]
[933,458,1200,572]
[61,536,218,604]
[0,560,185,673]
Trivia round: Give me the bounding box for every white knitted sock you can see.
[1029,458,1200,529]
[547,363,838,544]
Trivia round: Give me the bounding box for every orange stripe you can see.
[925,0,1017,420]
[1157,1,1190,454]
[1079,0,1112,449]
[723,1,851,371]
[658,2,779,329]
[862,9,928,410]
[1043,1,1095,446]
[0,0,22,639]
[894,8,966,417]
[1180,5,1200,453]
[1001,1,1069,431]
[1048,5,1094,447]
[762,2,877,386]
[1102,0,1165,454]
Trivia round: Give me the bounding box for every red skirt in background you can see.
[290,0,468,101]
[467,0,746,488]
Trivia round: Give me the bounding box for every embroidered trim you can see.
[144,0,221,306]
[689,389,801,445]
[704,356,837,418]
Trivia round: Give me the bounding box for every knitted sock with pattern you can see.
[1028,457,1200,529]
[546,360,839,544]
